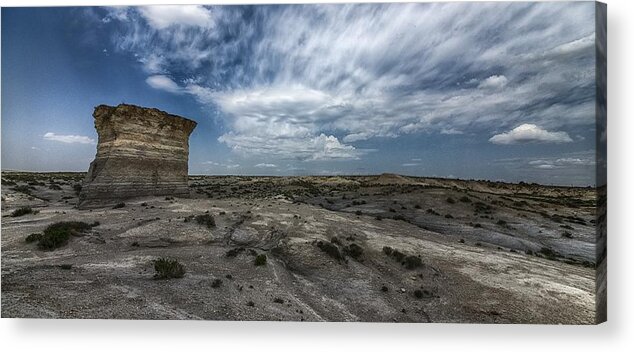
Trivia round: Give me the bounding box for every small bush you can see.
[414,289,424,299]
[226,247,245,257]
[446,197,456,204]
[496,219,507,226]
[25,233,42,243]
[246,301,255,307]
[539,247,558,260]
[445,214,454,219]
[13,185,32,194]
[459,238,465,243]
[414,204,422,209]
[11,206,35,217]
[382,246,393,255]
[403,255,423,269]
[254,254,267,266]
[273,298,284,304]
[48,184,62,190]
[344,243,364,259]
[391,249,406,262]
[561,231,573,238]
[113,202,126,209]
[459,196,471,203]
[195,214,216,228]
[73,183,82,195]
[153,258,185,279]
[211,278,222,288]
[317,241,344,261]
[381,285,389,292]
[37,221,93,250]
[355,210,363,216]
[60,264,73,270]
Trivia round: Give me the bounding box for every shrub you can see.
[317,241,344,261]
[11,206,35,217]
[414,204,421,209]
[73,183,82,195]
[382,246,393,255]
[403,255,423,269]
[381,285,389,292]
[49,184,62,190]
[37,221,93,250]
[226,247,245,257]
[355,210,363,216]
[561,231,573,238]
[459,196,471,203]
[445,214,454,219]
[414,289,424,299]
[539,247,558,260]
[446,197,456,204]
[254,254,267,266]
[153,258,185,279]
[246,301,255,307]
[112,202,126,209]
[13,185,32,194]
[391,249,406,262]
[60,264,73,270]
[344,243,364,259]
[496,219,507,226]
[459,239,465,243]
[273,298,284,304]
[195,214,216,228]
[25,233,42,243]
[211,278,222,288]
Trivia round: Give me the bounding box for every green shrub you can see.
[153,258,185,279]
[37,221,93,250]
[195,214,215,228]
[316,241,344,261]
[403,255,423,269]
[25,233,42,243]
[11,206,35,217]
[344,243,364,259]
[13,185,32,194]
[254,254,267,266]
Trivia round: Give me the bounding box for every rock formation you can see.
[78,104,197,208]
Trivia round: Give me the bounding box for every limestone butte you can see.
[78,104,197,208]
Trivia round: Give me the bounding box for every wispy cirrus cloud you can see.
[43,132,95,145]
[97,2,595,160]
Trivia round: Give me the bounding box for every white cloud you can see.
[146,75,182,93]
[138,5,214,30]
[43,132,95,145]
[402,163,419,167]
[255,163,277,168]
[102,3,596,160]
[489,124,573,144]
[478,75,508,89]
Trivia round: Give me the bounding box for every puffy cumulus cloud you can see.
[43,132,95,145]
[477,75,508,89]
[98,2,596,159]
[138,5,214,30]
[489,124,573,145]
[146,75,182,93]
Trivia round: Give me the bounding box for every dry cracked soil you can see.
[1,171,603,323]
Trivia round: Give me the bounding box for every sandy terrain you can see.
[1,172,600,323]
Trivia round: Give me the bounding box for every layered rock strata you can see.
[78,104,197,208]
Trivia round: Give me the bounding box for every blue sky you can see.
[1,3,601,186]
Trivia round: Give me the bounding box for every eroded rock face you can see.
[78,104,197,208]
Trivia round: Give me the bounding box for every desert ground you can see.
[1,171,602,323]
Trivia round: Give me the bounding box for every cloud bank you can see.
[97,3,595,160]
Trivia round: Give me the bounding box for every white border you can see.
[1,0,632,351]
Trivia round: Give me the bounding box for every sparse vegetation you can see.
[153,258,185,279]
[211,278,222,288]
[459,196,471,203]
[446,197,456,204]
[316,241,344,261]
[254,254,267,266]
[113,202,126,209]
[403,255,423,269]
[194,213,216,228]
[25,233,42,243]
[11,206,36,217]
[37,221,93,250]
[344,243,364,259]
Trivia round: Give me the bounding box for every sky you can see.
[1,3,603,186]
